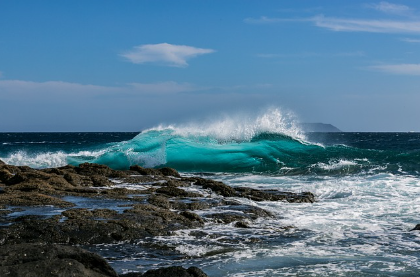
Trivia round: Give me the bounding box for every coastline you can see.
[0,160,314,276]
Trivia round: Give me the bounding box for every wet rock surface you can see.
[0,243,118,277]
[411,224,420,231]
[120,266,208,277]
[0,160,315,276]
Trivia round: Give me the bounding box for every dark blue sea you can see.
[1,110,420,276]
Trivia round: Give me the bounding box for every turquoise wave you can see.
[66,129,420,176]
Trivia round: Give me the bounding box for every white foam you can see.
[144,108,306,142]
[1,149,106,169]
[313,159,358,170]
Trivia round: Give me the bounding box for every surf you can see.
[1,109,419,176]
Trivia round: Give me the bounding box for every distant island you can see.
[298,123,342,132]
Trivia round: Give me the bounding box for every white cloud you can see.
[368,64,420,75]
[313,15,420,33]
[120,43,215,67]
[369,2,413,16]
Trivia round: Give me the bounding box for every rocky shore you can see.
[0,160,315,276]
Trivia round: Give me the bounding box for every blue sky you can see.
[1,0,420,132]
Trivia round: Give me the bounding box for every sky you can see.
[1,0,420,132]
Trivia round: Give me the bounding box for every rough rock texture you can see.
[0,243,118,277]
[0,160,317,276]
[411,224,420,231]
[0,203,204,245]
[121,266,208,277]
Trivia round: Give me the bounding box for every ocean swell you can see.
[1,109,419,176]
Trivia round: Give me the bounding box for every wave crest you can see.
[143,108,305,142]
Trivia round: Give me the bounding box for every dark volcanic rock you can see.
[0,192,74,207]
[148,194,172,209]
[130,165,163,176]
[90,174,115,187]
[411,224,420,231]
[0,201,205,245]
[0,243,118,277]
[0,169,13,183]
[76,162,127,178]
[193,178,236,197]
[156,186,202,198]
[235,187,315,203]
[121,266,208,277]
[0,161,315,277]
[158,167,181,178]
[180,211,204,224]
[235,221,250,228]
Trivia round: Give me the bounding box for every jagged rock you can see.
[5,170,53,185]
[121,266,208,277]
[77,162,127,178]
[4,180,55,193]
[193,178,236,197]
[63,172,90,187]
[158,167,181,178]
[0,243,118,277]
[180,211,204,224]
[156,186,202,198]
[235,187,315,203]
[0,192,74,207]
[148,194,172,209]
[235,221,250,228]
[130,165,162,176]
[90,174,114,187]
[0,168,13,183]
[62,208,118,220]
[411,224,420,231]
[0,159,315,277]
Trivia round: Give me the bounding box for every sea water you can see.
[1,109,420,276]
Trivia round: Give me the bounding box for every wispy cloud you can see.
[244,16,309,24]
[0,79,203,96]
[246,14,420,33]
[0,80,113,93]
[128,81,201,94]
[257,51,365,59]
[120,43,215,67]
[368,1,413,16]
[313,15,420,33]
[400,37,420,43]
[245,1,420,34]
[368,64,420,75]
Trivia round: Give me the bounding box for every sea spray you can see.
[1,118,420,276]
[1,109,419,175]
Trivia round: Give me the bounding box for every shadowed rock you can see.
[192,178,236,197]
[121,266,208,277]
[411,224,420,231]
[158,167,181,178]
[130,165,163,176]
[0,243,118,277]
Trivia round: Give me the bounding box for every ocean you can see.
[1,110,420,276]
